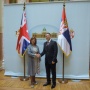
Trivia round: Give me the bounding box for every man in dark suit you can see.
[37,33,58,89]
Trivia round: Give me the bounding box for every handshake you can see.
[35,54,41,58]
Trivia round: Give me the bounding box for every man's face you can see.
[45,34,51,41]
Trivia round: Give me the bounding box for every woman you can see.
[27,37,40,88]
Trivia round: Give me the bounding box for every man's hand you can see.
[52,61,55,64]
[36,54,40,58]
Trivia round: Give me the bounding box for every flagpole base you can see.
[58,79,68,84]
[20,76,29,81]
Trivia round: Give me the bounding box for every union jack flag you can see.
[16,10,30,57]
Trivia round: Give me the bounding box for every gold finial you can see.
[63,0,65,7]
[23,2,26,11]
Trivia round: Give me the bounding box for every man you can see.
[37,33,58,89]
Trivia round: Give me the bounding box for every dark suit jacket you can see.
[40,40,58,64]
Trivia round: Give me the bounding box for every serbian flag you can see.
[16,10,30,57]
[57,4,72,56]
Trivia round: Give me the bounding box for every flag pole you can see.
[20,54,29,81]
[63,53,64,81]
[58,0,68,84]
[20,2,29,81]
[58,53,68,83]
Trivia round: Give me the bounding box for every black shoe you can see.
[51,84,56,89]
[43,82,51,86]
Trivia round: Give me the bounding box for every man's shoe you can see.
[34,81,38,85]
[51,84,56,89]
[43,82,51,86]
[31,84,34,88]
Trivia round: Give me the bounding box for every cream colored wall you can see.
[17,0,26,3]
[0,0,4,70]
[31,0,49,2]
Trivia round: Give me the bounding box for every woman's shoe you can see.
[31,84,34,88]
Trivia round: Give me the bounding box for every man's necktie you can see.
[46,41,49,46]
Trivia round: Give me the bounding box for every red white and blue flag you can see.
[16,10,30,57]
[57,4,72,56]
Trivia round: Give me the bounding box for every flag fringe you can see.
[16,48,28,58]
[57,43,72,57]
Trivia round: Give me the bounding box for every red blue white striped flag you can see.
[16,10,30,57]
[57,4,72,56]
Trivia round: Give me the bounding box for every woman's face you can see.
[31,39,36,45]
